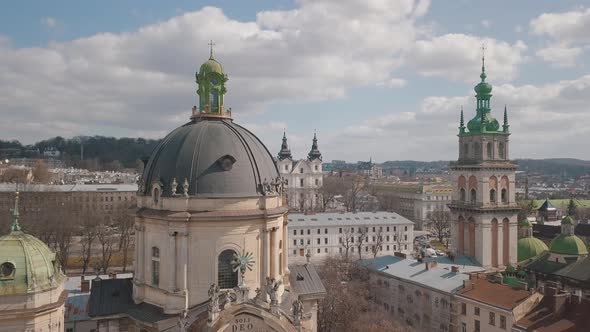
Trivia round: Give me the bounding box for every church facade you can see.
[448,56,520,269]
[276,133,324,212]
[88,49,325,332]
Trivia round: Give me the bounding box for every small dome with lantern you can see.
[0,193,65,295]
[548,215,588,256]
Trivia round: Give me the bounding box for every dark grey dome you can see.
[141,118,279,197]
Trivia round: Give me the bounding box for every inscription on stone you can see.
[223,314,277,332]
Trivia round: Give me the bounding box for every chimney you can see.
[463,279,473,290]
[451,266,459,273]
[425,261,438,270]
[544,284,568,316]
[109,272,117,279]
[81,278,90,293]
[394,252,407,259]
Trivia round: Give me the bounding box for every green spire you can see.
[481,109,487,132]
[467,46,500,133]
[10,192,21,232]
[503,105,510,133]
[459,106,465,134]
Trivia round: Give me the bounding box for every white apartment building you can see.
[288,212,414,264]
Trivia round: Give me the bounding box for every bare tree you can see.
[80,216,99,275]
[114,205,134,272]
[355,227,368,260]
[343,175,365,212]
[427,209,451,245]
[317,257,405,332]
[96,224,116,273]
[318,176,344,211]
[371,228,384,258]
[31,159,51,184]
[340,227,355,259]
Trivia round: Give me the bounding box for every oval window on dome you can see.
[0,262,15,279]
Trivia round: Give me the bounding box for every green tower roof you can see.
[549,234,588,256]
[561,215,574,225]
[199,57,224,76]
[517,237,549,262]
[0,193,64,295]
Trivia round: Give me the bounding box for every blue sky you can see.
[0,0,589,161]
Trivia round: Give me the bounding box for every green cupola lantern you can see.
[194,40,229,118]
[466,48,500,133]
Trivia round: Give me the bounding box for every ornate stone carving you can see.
[207,283,221,323]
[183,178,189,197]
[171,177,178,196]
[292,298,304,325]
[265,277,282,315]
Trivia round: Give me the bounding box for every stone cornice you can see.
[136,206,288,222]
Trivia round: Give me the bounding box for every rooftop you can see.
[0,183,137,192]
[360,255,470,294]
[288,212,414,227]
[457,277,533,310]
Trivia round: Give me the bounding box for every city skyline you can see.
[0,0,589,161]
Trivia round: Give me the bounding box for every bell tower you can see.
[448,51,520,269]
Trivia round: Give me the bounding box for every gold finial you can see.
[208,40,216,59]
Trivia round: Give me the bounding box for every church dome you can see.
[0,204,64,295]
[549,234,588,256]
[466,113,500,132]
[141,117,279,198]
[199,57,224,77]
[474,80,492,95]
[517,237,548,262]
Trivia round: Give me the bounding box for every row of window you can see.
[283,165,320,172]
[292,225,408,236]
[458,188,508,204]
[461,303,506,330]
[290,244,408,256]
[462,141,506,159]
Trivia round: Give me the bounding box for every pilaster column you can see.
[271,227,279,279]
[168,232,178,292]
[263,229,270,280]
[135,224,145,282]
[178,232,189,296]
[282,220,289,279]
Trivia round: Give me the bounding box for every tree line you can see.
[0,136,160,170]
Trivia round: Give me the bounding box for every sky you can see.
[0,0,589,162]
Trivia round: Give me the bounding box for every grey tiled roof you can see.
[289,264,326,299]
[88,278,175,323]
[361,255,470,294]
[288,212,414,227]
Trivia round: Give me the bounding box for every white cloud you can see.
[536,45,582,67]
[407,34,527,82]
[376,78,407,88]
[0,1,430,143]
[41,17,58,28]
[530,7,589,67]
[336,75,590,160]
[530,7,590,44]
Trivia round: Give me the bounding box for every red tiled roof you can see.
[457,278,533,310]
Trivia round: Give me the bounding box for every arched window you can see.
[152,247,160,286]
[470,189,476,204]
[460,188,466,202]
[218,249,238,289]
[501,188,507,203]
[486,142,493,159]
[498,142,505,159]
[490,189,496,203]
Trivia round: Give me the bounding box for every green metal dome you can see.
[0,193,64,295]
[466,112,500,132]
[549,234,588,256]
[518,237,548,262]
[474,79,492,95]
[0,231,64,295]
[199,57,224,76]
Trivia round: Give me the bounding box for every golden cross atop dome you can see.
[208,40,215,58]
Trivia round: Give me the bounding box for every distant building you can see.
[43,147,61,158]
[288,212,414,264]
[373,182,453,230]
[537,198,559,222]
[0,183,137,228]
[276,132,324,211]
